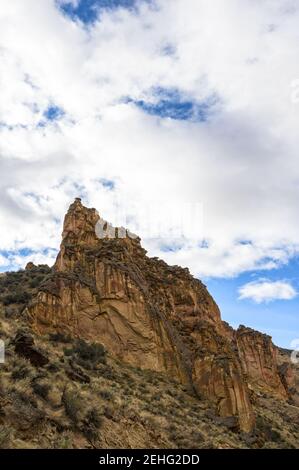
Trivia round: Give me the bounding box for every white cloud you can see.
[1,0,299,275]
[0,254,8,267]
[238,279,298,303]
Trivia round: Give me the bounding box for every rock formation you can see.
[25,262,36,271]
[14,330,49,367]
[236,326,287,398]
[277,348,299,406]
[27,198,294,433]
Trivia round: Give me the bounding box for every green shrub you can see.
[103,405,114,419]
[32,381,51,400]
[82,407,103,443]
[64,339,106,369]
[100,365,117,381]
[50,332,71,343]
[63,347,73,356]
[99,388,113,400]
[52,432,73,449]
[62,389,83,424]
[86,407,103,428]
[4,306,21,318]
[256,416,282,443]
[11,364,31,380]
[0,425,13,449]
[3,291,31,306]
[75,339,106,363]
[46,361,60,373]
[11,390,45,427]
[29,278,42,288]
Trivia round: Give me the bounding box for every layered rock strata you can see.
[28,198,293,432]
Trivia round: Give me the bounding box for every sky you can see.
[1,0,299,347]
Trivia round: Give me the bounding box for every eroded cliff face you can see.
[277,348,299,406]
[27,199,292,433]
[236,326,287,399]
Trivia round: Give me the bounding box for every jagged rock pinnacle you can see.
[27,200,293,433]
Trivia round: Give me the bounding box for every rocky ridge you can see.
[26,199,297,434]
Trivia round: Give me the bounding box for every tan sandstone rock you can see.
[236,326,287,398]
[27,199,291,432]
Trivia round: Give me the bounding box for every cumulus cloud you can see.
[1,0,299,276]
[238,279,298,303]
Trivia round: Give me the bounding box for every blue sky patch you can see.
[37,106,65,128]
[99,178,115,190]
[58,0,146,24]
[160,243,183,253]
[0,247,58,273]
[127,87,219,122]
[207,257,299,348]
[43,106,65,121]
[72,182,89,200]
[160,43,177,57]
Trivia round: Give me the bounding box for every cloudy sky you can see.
[1,0,299,347]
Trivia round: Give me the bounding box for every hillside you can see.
[0,199,298,449]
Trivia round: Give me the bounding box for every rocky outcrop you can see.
[191,323,254,432]
[279,362,296,393]
[14,330,49,367]
[277,348,299,406]
[236,326,287,398]
[29,199,190,383]
[25,262,36,271]
[27,198,292,432]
